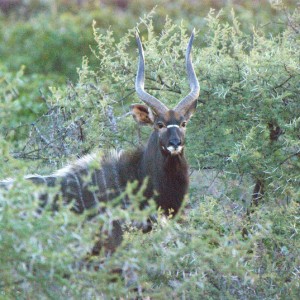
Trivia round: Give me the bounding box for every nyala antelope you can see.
[1,31,200,254]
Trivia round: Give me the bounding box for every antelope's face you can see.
[132,30,200,156]
[156,110,187,156]
[131,105,197,156]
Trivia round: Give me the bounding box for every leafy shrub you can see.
[0,4,299,299]
[1,0,298,81]
[0,64,64,148]
[0,5,135,81]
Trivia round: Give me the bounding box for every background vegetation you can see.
[0,0,299,299]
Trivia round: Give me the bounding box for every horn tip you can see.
[190,28,195,40]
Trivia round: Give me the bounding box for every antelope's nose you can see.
[169,139,181,149]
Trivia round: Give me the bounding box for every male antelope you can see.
[1,31,200,254]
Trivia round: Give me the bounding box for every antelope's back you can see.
[0,148,144,213]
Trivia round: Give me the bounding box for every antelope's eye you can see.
[181,121,187,128]
[157,122,165,129]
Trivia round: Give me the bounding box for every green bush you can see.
[1,0,297,81]
[0,6,135,81]
[0,13,95,81]
[0,65,64,148]
[0,4,299,299]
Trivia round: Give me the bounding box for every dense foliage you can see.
[0,1,299,299]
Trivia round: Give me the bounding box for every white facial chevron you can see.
[166,145,183,155]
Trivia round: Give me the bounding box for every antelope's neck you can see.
[141,133,189,215]
[143,132,188,172]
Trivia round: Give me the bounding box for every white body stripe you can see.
[100,168,109,201]
[71,173,85,210]
[167,124,179,128]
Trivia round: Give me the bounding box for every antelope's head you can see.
[131,30,200,156]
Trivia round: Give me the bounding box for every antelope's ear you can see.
[130,104,155,125]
